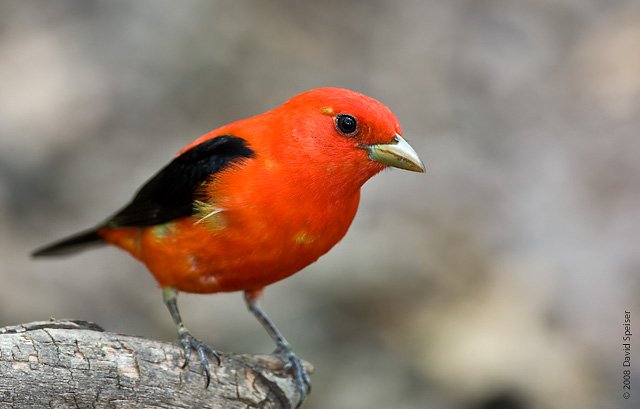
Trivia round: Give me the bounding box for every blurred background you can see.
[1,1,639,408]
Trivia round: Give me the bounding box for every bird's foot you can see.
[274,345,311,407]
[178,330,221,387]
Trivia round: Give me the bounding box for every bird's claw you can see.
[178,331,220,387]
[274,345,311,407]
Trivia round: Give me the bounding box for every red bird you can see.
[33,87,424,405]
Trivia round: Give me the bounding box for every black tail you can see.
[32,228,105,257]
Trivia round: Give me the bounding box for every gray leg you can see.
[162,286,220,387]
[244,289,311,407]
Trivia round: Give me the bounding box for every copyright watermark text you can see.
[622,310,632,400]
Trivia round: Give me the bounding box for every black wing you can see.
[106,134,254,227]
[32,134,254,257]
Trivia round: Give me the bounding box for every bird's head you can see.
[279,88,425,182]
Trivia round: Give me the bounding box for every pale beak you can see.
[364,134,425,173]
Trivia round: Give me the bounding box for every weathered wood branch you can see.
[0,320,311,408]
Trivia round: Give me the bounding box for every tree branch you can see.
[0,320,311,408]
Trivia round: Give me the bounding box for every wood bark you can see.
[0,320,311,409]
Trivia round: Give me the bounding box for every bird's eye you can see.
[336,114,358,136]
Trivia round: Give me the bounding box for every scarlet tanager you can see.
[33,87,425,405]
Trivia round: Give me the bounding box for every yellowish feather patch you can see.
[264,159,278,170]
[320,106,334,116]
[293,230,316,245]
[193,201,227,231]
[152,222,177,238]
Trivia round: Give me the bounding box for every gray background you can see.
[1,1,639,408]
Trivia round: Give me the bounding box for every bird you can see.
[32,87,425,406]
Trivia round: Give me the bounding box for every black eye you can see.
[336,114,358,135]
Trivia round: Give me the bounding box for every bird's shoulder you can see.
[105,134,254,228]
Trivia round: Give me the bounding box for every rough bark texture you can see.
[0,320,311,409]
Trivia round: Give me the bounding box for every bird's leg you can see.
[162,286,220,387]
[244,289,311,407]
